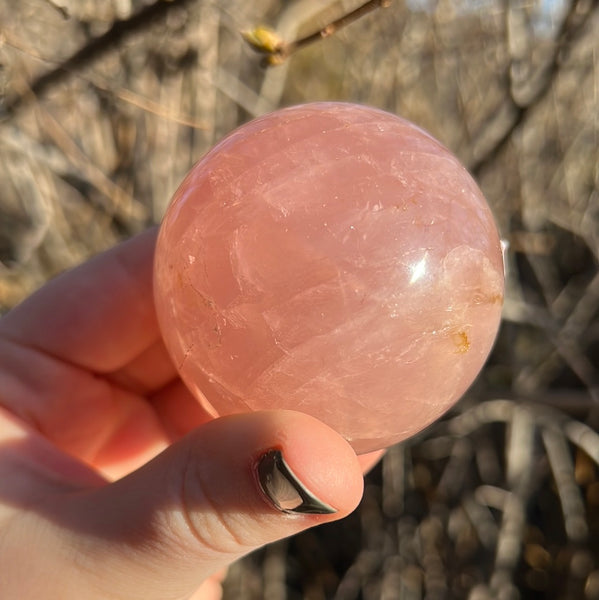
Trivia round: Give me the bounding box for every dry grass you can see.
[1,1,598,598]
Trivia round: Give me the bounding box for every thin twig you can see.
[0,0,196,120]
[542,428,588,542]
[288,0,392,55]
[243,0,391,66]
[1,30,208,129]
[42,0,69,19]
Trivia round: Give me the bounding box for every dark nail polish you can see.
[257,449,337,515]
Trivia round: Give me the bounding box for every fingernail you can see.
[256,449,337,515]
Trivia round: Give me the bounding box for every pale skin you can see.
[0,228,381,600]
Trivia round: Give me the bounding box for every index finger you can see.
[0,228,160,373]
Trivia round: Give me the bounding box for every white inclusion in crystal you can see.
[187,254,196,264]
[388,303,400,318]
[409,253,428,285]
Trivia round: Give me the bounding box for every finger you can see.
[8,411,363,600]
[106,337,179,395]
[0,228,160,373]
[358,449,385,473]
[188,570,227,600]
[0,335,170,476]
[151,378,216,440]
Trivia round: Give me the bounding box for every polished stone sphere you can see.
[154,103,504,453]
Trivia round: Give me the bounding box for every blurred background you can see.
[0,0,597,598]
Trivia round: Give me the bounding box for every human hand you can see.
[0,228,374,600]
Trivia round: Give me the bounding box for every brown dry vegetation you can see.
[1,1,598,598]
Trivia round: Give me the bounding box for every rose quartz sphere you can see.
[154,102,504,454]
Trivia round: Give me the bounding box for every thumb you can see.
[28,410,363,600]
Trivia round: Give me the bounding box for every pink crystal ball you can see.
[154,102,504,453]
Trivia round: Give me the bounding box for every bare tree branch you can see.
[0,0,196,120]
[470,0,598,177]
[242,0,391,66]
